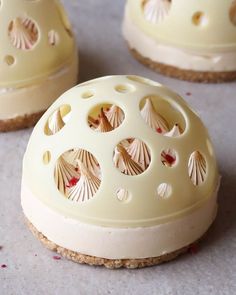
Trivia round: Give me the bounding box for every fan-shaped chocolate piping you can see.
[165,123,182,137]
[161,149,176,167]
[114,145,144,175]
[64,149,100,178]
[143,0,171,24]
[188,151,207,185]
[157,183,171,199]
[126,138,151,170]
[88,116,99,128]
[141,98,169,133]
[9,17,38,50]
[67,161,101,202]
[48,109,65,134]
[116,188,130,202]
[95,108,114,132]
[55,156,79,194]
[104,105,124,128]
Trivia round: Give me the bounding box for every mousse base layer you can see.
[130,47,236,83]
[26,218,199,269]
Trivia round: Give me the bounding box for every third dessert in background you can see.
[123,0,236,83]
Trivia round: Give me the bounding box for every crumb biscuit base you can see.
[0,111,45,132]
[129,47,236,83]
[26,218,200,269]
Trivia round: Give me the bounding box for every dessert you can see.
[21,75,220,268]
[0,0,78,132]
[123,0,236,83]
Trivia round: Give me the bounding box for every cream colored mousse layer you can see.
[123,10,236,72]
[21,181,218,260]
[0,59,78,120]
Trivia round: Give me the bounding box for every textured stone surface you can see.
[0,1,236,294]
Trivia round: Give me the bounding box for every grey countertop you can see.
[1,1,236,294]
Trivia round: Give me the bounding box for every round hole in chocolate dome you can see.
[192,12,208,26]
[8,17,39,50]
[142,0,172,24]
[81,90,94,99]
[115,84,135,94]
[44,105,71,136]
[43,151,51,165]
[48,30,60,46]
[88,103,125,133]
[139,95,185,136]
[156,183,172,199]
[113,138,151,176]
[54,148,101,203]
[116,188,132,203]
[4,55,15,66]
[161,148,177,168]
[188,151,207,186]
[127,75,160,87]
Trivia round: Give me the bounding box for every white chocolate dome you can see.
[0,0,78,130]
[21,75,220,264]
